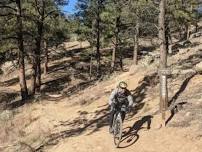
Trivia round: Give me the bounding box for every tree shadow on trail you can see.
[35,107,110,151]
[165,50,202,125]
[41,75,71,93]
[50,47,85,62]
[0,91,19,110]
[0,77,19,87]
[169,73,196,107]
[1,74,32,87]
[166,73,197,125]
[121,45,157,59]
[129,72,158,118]
[118,115,153,148]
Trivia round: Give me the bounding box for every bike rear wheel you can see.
[113,113,123,148]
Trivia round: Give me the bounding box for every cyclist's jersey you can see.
[115,90,129,104]
[109,88,133,107]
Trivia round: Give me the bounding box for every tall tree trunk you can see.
[185,24,190,40]
[43,41,48,75]
[35,1,45,93]
[119,47,123,71]
[111,16,120,72]
[165,26,169,53]
[133,21,139,65]
[89,54,93,80]
[16,0,28,100]
[195,22,198,33]
[111,45,116,72]
[111,38,117,72]
[30,50,36,95]
[179,27,183,40]
[159,0,168,127]
[35,34,42,93]
[96,14,101,77]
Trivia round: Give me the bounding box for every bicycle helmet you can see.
[118,81,128,89]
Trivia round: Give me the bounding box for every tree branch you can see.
[0,36,18,41]
[0,12,16,17]
[44,10,57,19]
[0,5,17,11]
[22,31,34,37]
[34,0,42,16]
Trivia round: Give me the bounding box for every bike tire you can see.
[113,112,123,148]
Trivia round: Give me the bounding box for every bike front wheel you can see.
[113,113,123,148]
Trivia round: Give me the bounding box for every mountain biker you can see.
[108,81,134,133]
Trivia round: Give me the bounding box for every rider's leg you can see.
[121,111,126,122]
[109,107,116,128]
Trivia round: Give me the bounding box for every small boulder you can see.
[0,110,13,121]
[185,112,191,117]
[195,62,202,73]
[141,56,154,66]
[180,69,196,75]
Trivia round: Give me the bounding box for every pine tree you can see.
[76,0,105,77]
[0,0,29,101]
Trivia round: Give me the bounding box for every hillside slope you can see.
[0,37,202,152]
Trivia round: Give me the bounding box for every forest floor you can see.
[0,36,202,152]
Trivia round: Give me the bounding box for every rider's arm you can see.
[108,89,117,105]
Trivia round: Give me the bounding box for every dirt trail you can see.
[38,72,202,151]
[41,73,202,152]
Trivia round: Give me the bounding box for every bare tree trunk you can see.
[179,27,183,40]
[111,16,120,72]
[111,46,116,71]
[96,16,101,77]
[43,41,48,75]
[79,41,82,48]
[91,16,101,77]
[89,54,93,80]
[165,27,169,53]
[119,47,123,71]
[94,0,103,77]
[133,21,139,65]
[36,32,41,92]
[35,1,45,93]
[159,0,168,127]
[195,22,198,33]
[185,24,190,40]
[111,39,117,72]
[30,50,36,95]
[16,0,28,100]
